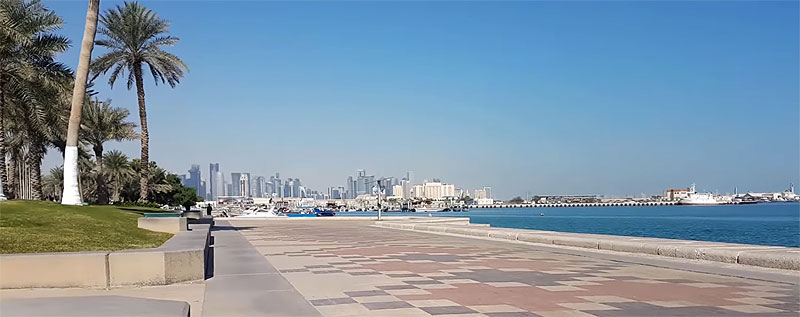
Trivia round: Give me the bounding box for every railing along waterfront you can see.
[469,201,742,208]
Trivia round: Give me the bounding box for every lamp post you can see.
[376,179,384,221]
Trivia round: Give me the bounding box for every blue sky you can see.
[43,1,799,198]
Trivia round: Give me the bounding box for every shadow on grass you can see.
[118,207,174,215]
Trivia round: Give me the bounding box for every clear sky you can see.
[42,0,799,199]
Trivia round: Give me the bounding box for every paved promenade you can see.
[226,219,799,317]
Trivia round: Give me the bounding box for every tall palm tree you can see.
[103,150,133,202]
[91,2,187,202]
[80,98,136,204]
[0,0,73,200]
[61,0,100,205]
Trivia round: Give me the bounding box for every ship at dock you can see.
[678,184,720,206]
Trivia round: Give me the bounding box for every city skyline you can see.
[40,1,798,198]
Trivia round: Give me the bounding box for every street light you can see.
[376,179,385,221]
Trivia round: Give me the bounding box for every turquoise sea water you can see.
[343,203,800,247]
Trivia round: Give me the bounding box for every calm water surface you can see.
[342,203,800,247]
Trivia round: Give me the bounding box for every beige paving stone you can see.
[719,305,784,313]
[627,279,668,284]
[352,295,400,303]
[486,282,529,287]
[385,288,432,296]
[420,272,455,277]
[726,297,784,305]
[440,279,480,284]
[559,302,620,311]
[740,285,787,292]
[575,276,613,282]
[536,285,587,292]
[468,304,526,313]
[535,310,598,317]
[645,301,700,308]
[314,303,370,317]
[541,270,574,274]
[367,307,432,316]
[684,282,728,288]
[558,281,601,286]
[578,296,636,303]
[407,299,461,307]
[440,269,473,273]
[734,291,787,298]
[416,283,458,290]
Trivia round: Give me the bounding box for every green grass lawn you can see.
[0,200,173,254]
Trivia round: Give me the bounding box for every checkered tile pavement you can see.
[232,220,800,316]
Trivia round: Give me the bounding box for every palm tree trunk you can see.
[93,145,108,204]
[0,82,8,200]
[26,144,43,200]
[62,0,100,205]
[133,63,149,202]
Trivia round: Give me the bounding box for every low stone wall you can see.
[138,217,188,234]
[0,224,211,289]
[374,221,800,271]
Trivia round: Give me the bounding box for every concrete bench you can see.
[139,214,187,234]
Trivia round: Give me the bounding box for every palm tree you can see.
[61,0,100,205]
[103,150,133,202]
[91,2,187,202]
[1,0,72,200]
[80,98,136,204]
[42,166,63,201]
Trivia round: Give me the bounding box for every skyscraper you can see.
[209,163,220,200]
[293,178,302,198]
[186,164,203,198]
[239,174,250,198]
[346,176,355,199]
[230,172,242,196]
[214,170,224,200]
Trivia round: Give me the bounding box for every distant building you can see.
[184,164,203,198]
[474,187,493,199]
[239,174,250,198]
[422,182,456,200]
[392,184,404,199]
[209,163,220,200]
[214,170,224,200]
[665,188,691,201]
[230,172,242,196]
[412,184,425,198]
[253,176,265,198]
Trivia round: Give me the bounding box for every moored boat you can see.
[678,184,720,206]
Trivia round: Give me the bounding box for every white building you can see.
[420,182,457,200]
[412,184,425,199]
[392,184,404,199]
[474,187,491,199]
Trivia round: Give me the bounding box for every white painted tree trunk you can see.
[61,0,99,205]
[61,146,81,205]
